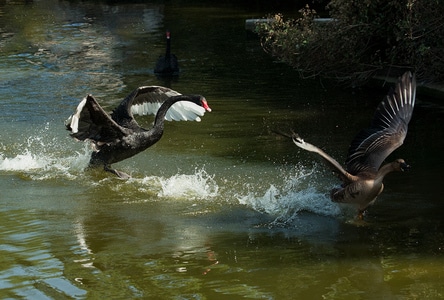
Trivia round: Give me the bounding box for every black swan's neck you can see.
[165,37,171,57]
[136,97,186,149]
[131,96,199,154]
[152,96,188,131]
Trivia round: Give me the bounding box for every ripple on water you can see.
[0,209,87,298]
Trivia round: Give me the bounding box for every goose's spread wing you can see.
[111,86,206,129]
[66,95,128,144]
[292,133,355,184]
[346,71,416,175]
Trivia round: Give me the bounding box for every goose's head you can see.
[394,159,410,172]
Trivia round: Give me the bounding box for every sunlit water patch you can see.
[0,209,87,299]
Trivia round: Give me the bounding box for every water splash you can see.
[154,168,218,200]
[0,123,219,202]
[1,124,343,220]
[105,168,219,203]
[237,165,342,222]
[0,150,48,171]
[0,123,90,180]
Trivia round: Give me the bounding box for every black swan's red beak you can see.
[202,99,212,112]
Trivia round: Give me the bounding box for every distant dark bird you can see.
[65,86,211,178]
[154,31,179,76]
[284,71,416,219]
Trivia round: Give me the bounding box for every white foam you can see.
[237,166,342,221]
[0,150,48,171]
[0,148,90,180]
[155,168,219,200]
[0,124,91,180]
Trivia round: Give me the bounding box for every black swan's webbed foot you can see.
[104,165,131,179]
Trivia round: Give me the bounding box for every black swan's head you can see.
[188,95,212,112]
[200,97,212,112]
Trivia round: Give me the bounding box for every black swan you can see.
[154,31,179,76]
[65,86,211,178]
[284,71,416,219]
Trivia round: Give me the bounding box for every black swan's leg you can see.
[104,165,131,179]
[89,152,130,179]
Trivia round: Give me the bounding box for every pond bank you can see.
[245,19,444,101]
[371,76,444,101]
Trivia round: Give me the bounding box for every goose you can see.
[65,86,211,178]
[287,71,416,219]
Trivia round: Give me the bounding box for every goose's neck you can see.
[376,162,398,181]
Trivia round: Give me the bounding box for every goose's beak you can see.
[401,162,410,172]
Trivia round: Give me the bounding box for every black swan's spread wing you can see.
[345,71,416,175]
[111,86,208,129]
[131,87,207,121]
[66,95,128,144]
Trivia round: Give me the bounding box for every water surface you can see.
[1,1,443,299]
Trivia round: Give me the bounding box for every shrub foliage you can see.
[258,0,444,85]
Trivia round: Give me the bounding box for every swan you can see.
[65,86,211,178]
[154,31,179,76]
[286,71,416,219]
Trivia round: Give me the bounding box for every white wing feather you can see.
[67,96,87,133]
[130,100,205,122]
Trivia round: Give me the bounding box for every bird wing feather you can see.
[66,95,128,144]
[111,86,206,127]
[345,71,416,175]
[292,133,355,184]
